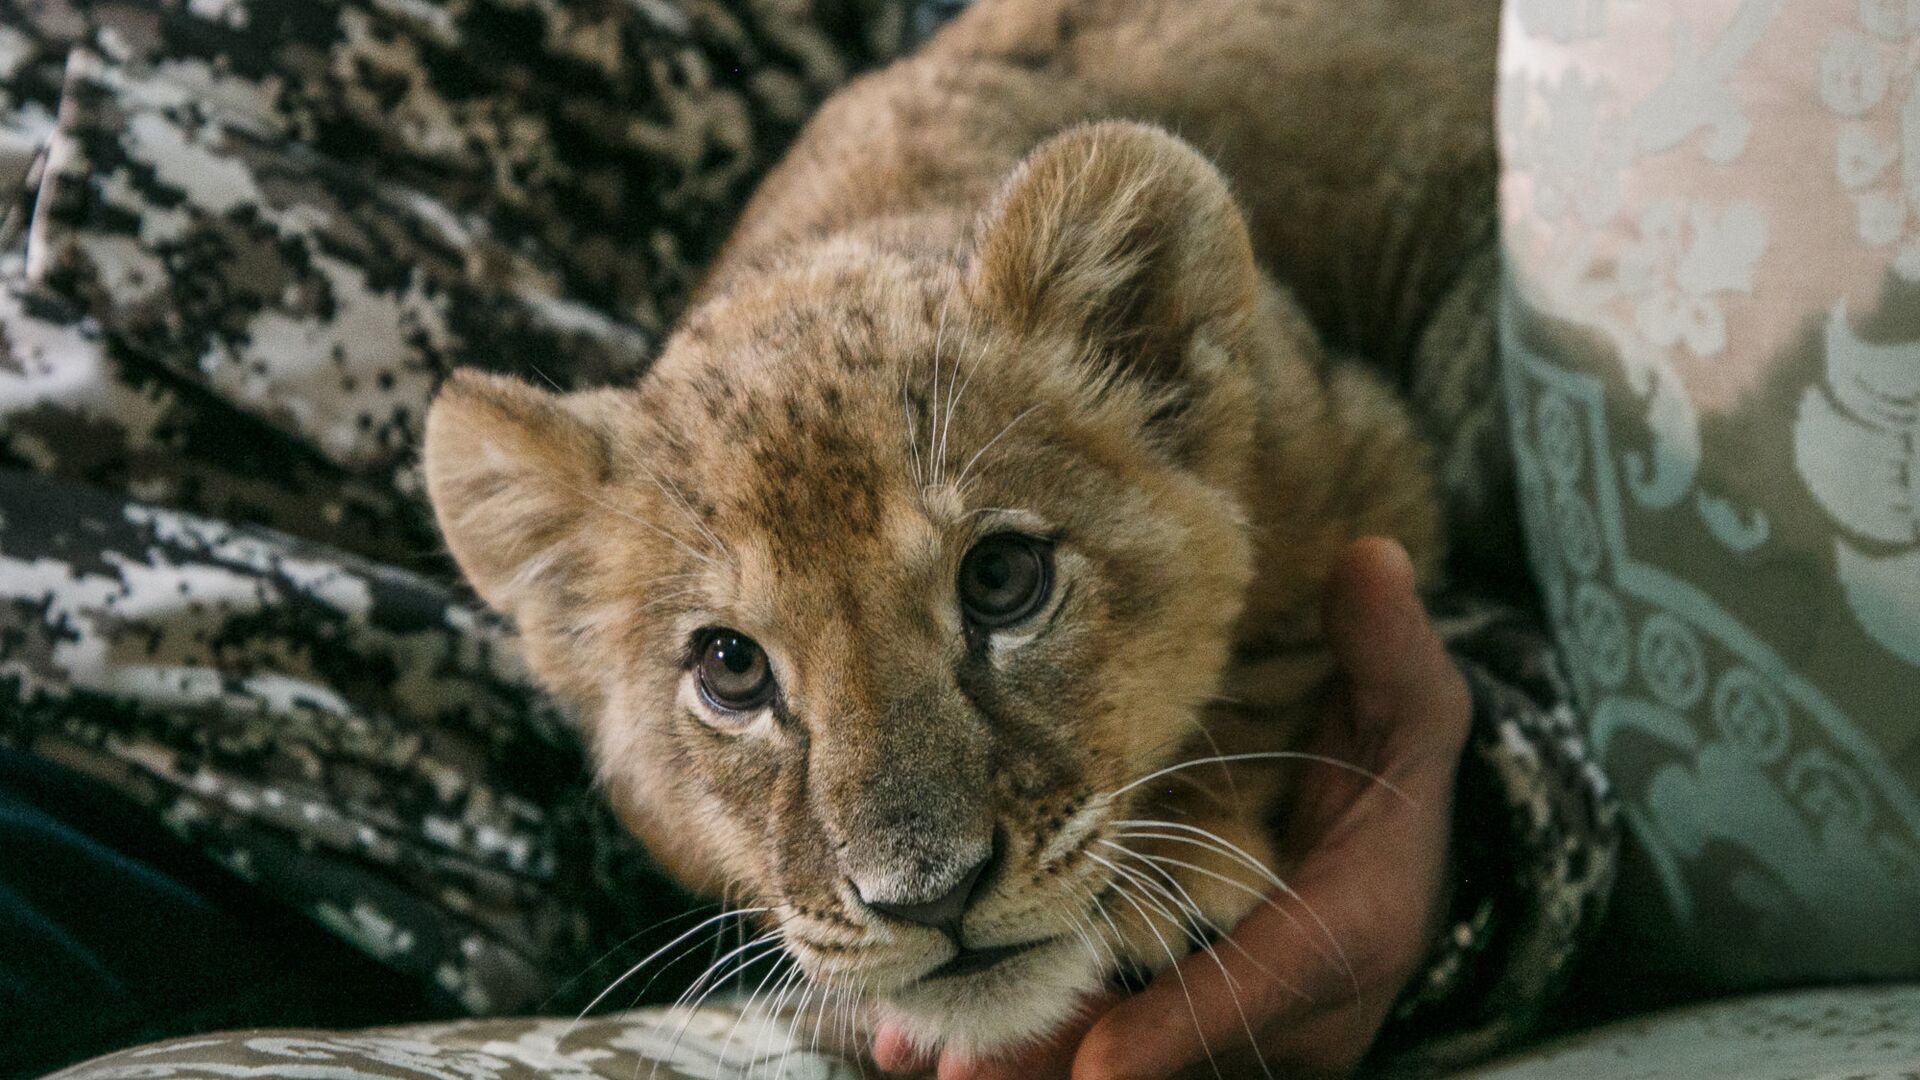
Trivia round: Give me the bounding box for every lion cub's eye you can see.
[957,534,1052,629]
[695,629,776,712]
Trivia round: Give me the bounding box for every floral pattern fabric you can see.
[1501,0,1920,991]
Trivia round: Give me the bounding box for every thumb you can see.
[1321,538,1461,737]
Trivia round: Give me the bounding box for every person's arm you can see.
[1372,594,1620,1072]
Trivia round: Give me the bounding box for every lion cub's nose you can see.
[856,847,996,938]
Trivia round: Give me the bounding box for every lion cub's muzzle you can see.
[852,837,996,940]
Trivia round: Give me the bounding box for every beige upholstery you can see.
[47,984,1920,1080]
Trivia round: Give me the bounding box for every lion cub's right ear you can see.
[422,370,609,615]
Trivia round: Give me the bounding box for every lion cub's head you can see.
[424,124,1307,1056]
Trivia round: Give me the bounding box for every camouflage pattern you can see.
[0,0,906,1016]
[0,0,1615,1067]
[0,0,903,563]
[0,465,664,1013]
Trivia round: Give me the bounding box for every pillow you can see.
[1499,0,1920,990]
[40,1008,863,1080]
[1452,983,1920,1079]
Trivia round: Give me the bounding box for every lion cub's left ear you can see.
[969,121,1264,425]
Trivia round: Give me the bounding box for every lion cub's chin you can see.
[873,938,1106,1061]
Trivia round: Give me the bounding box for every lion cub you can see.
[423,0,1494,1061]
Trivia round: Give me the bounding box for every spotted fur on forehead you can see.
[649,293,958,565]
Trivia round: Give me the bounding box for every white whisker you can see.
[939,309,984,483]
[654,935,787,1079]
[953,402,1043,492]
[1117,821,1357,1002]
[567,906,771,1036]
[632,460,730,561]
[1099,847,1276,1080]
[717,965,788,1066]
[929,297,952,486]
[1085,854,1226,1080]
[1106,751,1410,805]
[1112,840,1338,979]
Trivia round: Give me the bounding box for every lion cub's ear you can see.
[422,370,608,615]
[969,121,1262,396]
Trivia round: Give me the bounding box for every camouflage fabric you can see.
[42,984,1920,1080]
[0,0,906,1019]
[0,0,904,563]
[39,1008,872,1080]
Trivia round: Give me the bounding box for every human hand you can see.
[876,536,1474,1080]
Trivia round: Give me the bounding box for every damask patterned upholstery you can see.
[1499,0,1920,990]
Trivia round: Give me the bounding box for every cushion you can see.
[44,985,1920,1080]
[1499,0,1920,990]
[1448,983,1920,1080]
[39,1008,862,1080]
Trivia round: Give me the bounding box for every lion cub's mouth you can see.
[922,936,1052,981]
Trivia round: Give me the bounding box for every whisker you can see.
[630,571,707,591]
[631,460,730,561]
[953,402,1042,492]
[729,962,800,1080]
[715,942,795,1067]
[1116,821,1357,1002]
[540,903,726,1012]
[806,971,838,1061]
[1093,853,1219,951]
[567,906,772,1036]
[672,932,786,1017]
[844,972,867,1053]
[929,297,952,487]
[1074,877,1149,985]
[901,385,925,490]
[1084,854,1226,1080]
[526,363,566,392]
[1098,847,1276,1080]
[1112,840,1339,979]
[744,961,808,1078]
[1059,894,1123,975]
[654,935,787,1078]
[790,978,825,1077]
[636,588,708,613]
[768,964,820,1080]
[1106,751,1411,805]
[940,309,985,483]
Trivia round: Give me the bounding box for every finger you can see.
[1253,997,1383,1079]
[943,1043,1072,1080]
[1323,538,1444,706]
[1322,537,1469,748]
[1071,885,1359,1080]
[872,1019,937,1075]
[945,990,1115,1080]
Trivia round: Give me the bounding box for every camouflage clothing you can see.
[0,0,1616,1072]
[0,0,904,1019]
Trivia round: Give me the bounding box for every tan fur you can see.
[424,0,1491,1061]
